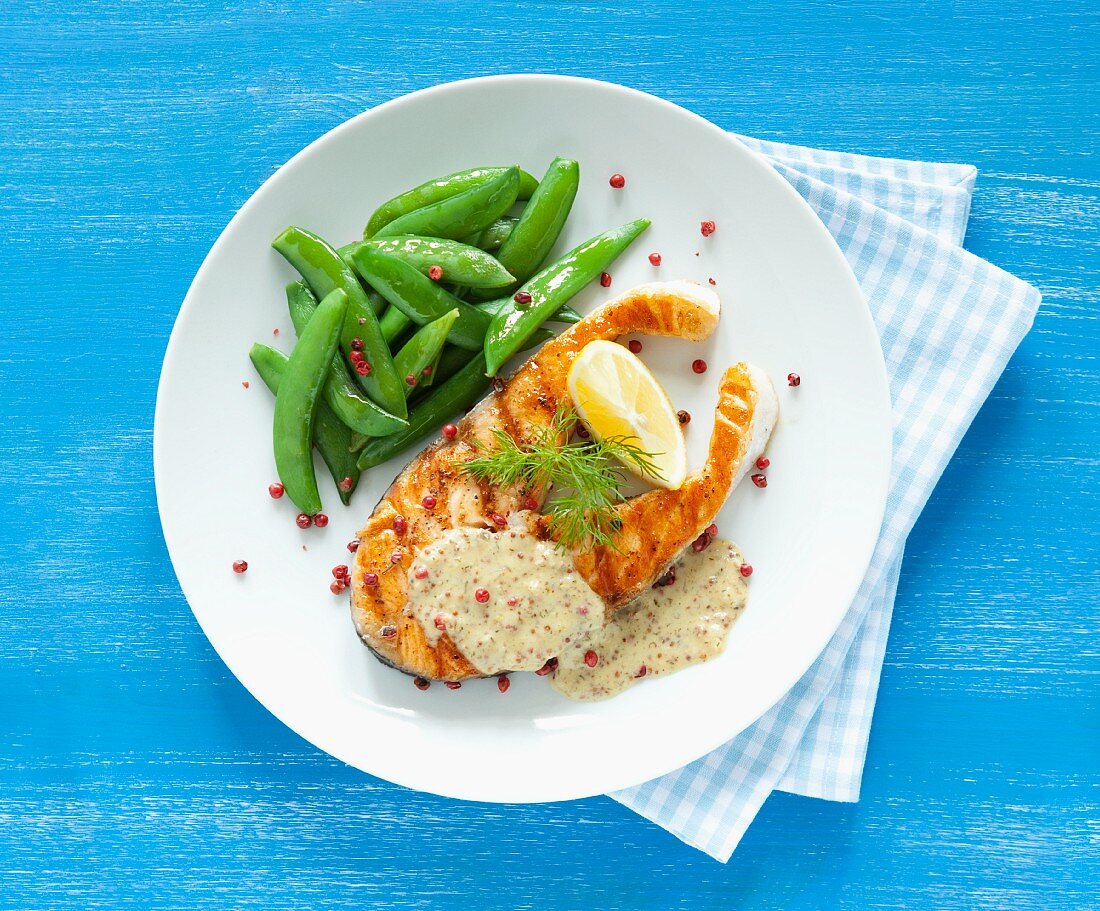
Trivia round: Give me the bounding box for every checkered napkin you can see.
[609,136,1042,862]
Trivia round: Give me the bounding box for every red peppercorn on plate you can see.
[154,75,890,803]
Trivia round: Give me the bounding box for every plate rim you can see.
[154,74,892,803]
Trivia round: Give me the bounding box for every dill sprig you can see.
[461,406,662,550]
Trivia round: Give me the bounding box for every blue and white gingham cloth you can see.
[610,137,1042,862]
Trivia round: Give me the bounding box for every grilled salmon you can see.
[349,281,778,680]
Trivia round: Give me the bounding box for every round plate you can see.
[154,76,891,803]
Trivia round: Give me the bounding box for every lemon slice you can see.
[567,339,687,489]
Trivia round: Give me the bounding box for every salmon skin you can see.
[350,281,778,680]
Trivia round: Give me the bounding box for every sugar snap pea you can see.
[373,167,521,241]
[365,166,537,238]
[483,218,650,376]
[349,325,558,453]
[353,236,515,289]
[285,283,406,437]
[473,297,582,324]
[379,304,413,346]
[467,216,518,253]
[426,327,553,388]
[421,346,443,388]
[430,345,479,388]
[356,353,490,470]
[272,288,348,515]
[272,226,406,418]
[249,343,361,506]
[349,246,490,351]
[393,309,458,397]
[547,304,582,324]
[468,157,579,302]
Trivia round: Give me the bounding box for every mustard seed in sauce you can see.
[552,540,749,701]
[407,526,604,675]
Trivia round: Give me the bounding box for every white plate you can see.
[154,76,891,803]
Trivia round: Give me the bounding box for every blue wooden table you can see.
[2,2,1096,907]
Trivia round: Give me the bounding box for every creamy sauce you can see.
[551,539,748,701]
[406,519,605,674]
[407,522,748,699]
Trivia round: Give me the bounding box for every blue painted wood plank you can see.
[1,0,1096,908]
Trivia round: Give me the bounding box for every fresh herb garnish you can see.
[461,406,661,550]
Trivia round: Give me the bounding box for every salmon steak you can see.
[350,280,778,681]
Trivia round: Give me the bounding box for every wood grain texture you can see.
[1,0,1097,908]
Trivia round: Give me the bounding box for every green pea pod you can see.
[379,304,413,347]
[250,343,361,506]
[425,328,551,390]
[365,167,537,238]
[373,167,521,241]
[349,348,466,450]
[547,304,582,324]
[272,227,406,419]
[349,246,490,351]
[422,346,443,388]
[429,345,479,389]
[393,309,459,397]
[356,354,490,470]
[365,287,388,316]
[349,326,557,453]
[285,283,407,437]
[468,158,579,302]
[483,218,651,376]
[471,216,518,253]
[451,219,521,298]
[354,236,515,289]
[473,298,581,324]
[272,288,348,514]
